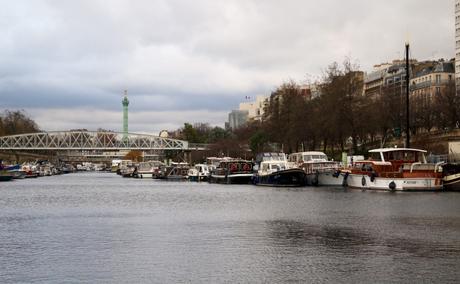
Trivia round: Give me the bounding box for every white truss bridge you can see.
[0,131,191,150]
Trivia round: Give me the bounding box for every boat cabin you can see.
[256,152,287,163]
[189,164,210,176]
[255,153,289,175]
[351,148,442,178]
[288,151,328,164]
[258,161,287,175]
[212,160,253,175]
[368,148,427,164]
[288,151,340,174]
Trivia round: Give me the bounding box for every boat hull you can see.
[254,169,306,187]
[158,175,188,180]
[24,172,39,178]
[10,171,27,179]
[0,175,14,181]
[133,172,155,179]
[306,171,345,186]
[208,173,253,184]
[443,173,460,191]
[442,163,460,191]
[346,174,443,191]
[188,175,208,182]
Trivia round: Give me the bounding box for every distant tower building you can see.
[227,109,249,130]
[456,0,460,92]
[122,90,129,140]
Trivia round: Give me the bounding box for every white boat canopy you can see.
[368,148,427,153]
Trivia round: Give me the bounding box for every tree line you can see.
[176,59,460,160]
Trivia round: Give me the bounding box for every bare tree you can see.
[0,110,40,136]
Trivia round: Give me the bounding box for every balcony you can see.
[410,79,452,91]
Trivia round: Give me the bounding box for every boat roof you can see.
[219,159,250,163]
[290,151,326,156]
[259,152,285,157]
[369,148,427,153]
[261,160,286,164]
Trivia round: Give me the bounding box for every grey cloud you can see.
[0,0,455,131]
[27,107,228,133]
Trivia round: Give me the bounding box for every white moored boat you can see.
[345,148,443,191]
[253,153,306,187]
[188,164,210,181]
[288,151,345,186]
[133,160,164,179]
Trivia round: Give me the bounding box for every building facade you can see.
[298,83,322,100]
[364,59,425,99]
[238,95,269,122]
[363,63,392,98]
[410,60,455,108]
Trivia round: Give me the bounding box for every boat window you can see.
[290,154,300,162]
[353,163,364,169]
[361,163,373,172]
[303,155,312,161]
[262,163,269,171]
[369,152,381,160]
[271,164,280,171]
[381,151,424,162]
[313,155,326,160]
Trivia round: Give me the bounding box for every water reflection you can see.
[266,219,460,260]
[266,220,373,249]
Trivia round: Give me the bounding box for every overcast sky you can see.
[0,0,455,133]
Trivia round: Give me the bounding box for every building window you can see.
[436,74,441,84]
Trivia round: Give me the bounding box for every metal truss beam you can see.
[0,131,189,150]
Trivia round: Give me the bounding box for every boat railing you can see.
[406,162,443,173]
[427,154,449,163]
[409,162,422,173]
[435,162,445,173]
[302,162,340,174]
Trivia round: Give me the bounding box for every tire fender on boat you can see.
[333,170,340,178]
[361,176,366,187]
[312,171,319,186]
[242,163,251,171]
[229,163,238,172]
[389,181,396,191]
[342,172,349,187]
[370,171,377,182]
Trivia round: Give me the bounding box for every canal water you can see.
[1,172,460,283]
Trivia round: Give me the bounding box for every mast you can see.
[405,43,410,148]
